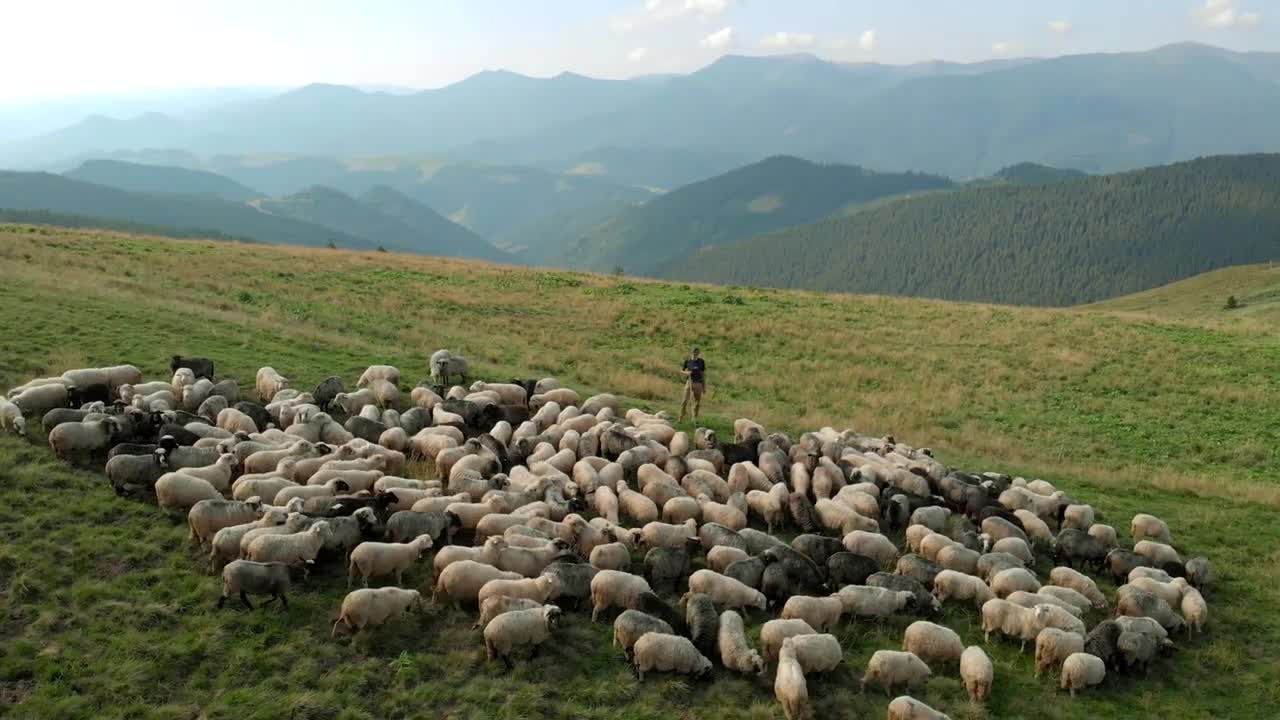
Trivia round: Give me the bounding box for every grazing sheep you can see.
[347,535,434,587]
[616,481,659,524]
[887,696,951,720]
[687,569,767,611]
[896,554,943,588]
[836,585,918,620]
[1127,576,1190,608]
[787,633,842,674]
[960,646,993,704]
[1048,566,1109,610]
[902,621,964,667]
[155,472,222,513]
[1133,540,1183,569]
[216,560,291,610]
[633,632,713,681]
[980,599,1042,649]
[717,610,765,675]
[682,592,720,659]
[1116,630,1165,675]
[644,542,695,591]
[788,492,820,534]
[1037,586,1094,615]
[331,587,423,637]
[1105,548,1151,583]
[1007,591,1084,619]
[861,650,932,697]
[613,610,674,659]
[1131,513,1172,545]
[590,569,653,622]
[1084,620,1123,670]
[1186,557,1216,591]
[826,552,880,588]
[707,546,750,573]
[483,605,562,667]
[47,419,117,461]
[991,567,1040,597]
[932,570,995,609]
[0,398,26,436]
[775,638,811,720]
[1060,652,1106,697]
[1035,627,1085,676]
[761,618,817,665]
[640,519,698,550]
[1116,588,1186,632]
[843,530,900,567]
[358,365,400,388]
[781,595,844,632]
[255,367,289,402]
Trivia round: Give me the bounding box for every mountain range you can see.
[4,43,1280,180]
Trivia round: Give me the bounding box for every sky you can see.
[0,0,1275,101]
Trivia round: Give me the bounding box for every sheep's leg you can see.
[278,593,288,610]
[239,591,254,610]
[216,595,227,610]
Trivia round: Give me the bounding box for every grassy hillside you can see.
[668,154,1280,306]
[64,159,263,202]
[1,226,1278,719]
[1093,262,1280,324]
[566,156,953,275]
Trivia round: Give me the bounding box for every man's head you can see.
[691,346,700,358]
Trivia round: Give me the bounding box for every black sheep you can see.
[895,553,943,587]
[216,560,292,610]
[826,552,879,587]
[868,572,938,615]
[644,539,697,592]
[344,416,385,444]
[788,492,820,534]
[725,557,766,590]
[791,534,845,568]
[698,523,747,553]
[1055,528,1108,570]
[68,383,111,407]
[760,547,826,608]
[312,376,344,411]
[171,355,215,380]
[682,592,719,658]
[541,561,598,611]
[156,423,201,446]
[234,402,270,433]
[1084,619,1123,671]
[42,408,97,433]
[630,591,686,635]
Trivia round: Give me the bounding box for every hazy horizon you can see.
[1,0,1274,104]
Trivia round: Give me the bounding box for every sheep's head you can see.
[694,657,714,680]
[900,592,919,611]
[543,605,562,629]
[14,416,26,436]
[412,535,435,555]
[445,511,462,529]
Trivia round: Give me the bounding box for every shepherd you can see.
[677,345,706,424]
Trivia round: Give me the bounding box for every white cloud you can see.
[1197,0,1263,29]
[1048,20,1072,33]
[859,29,878,51]
[991,41,1017,56]
[701,26,735,50]
[760,32,816,50]
[628,47,649,62]
[617,0,731,29]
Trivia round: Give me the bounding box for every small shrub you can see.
[376,245,388,253]
[326,239,338,250]
[1225,295,1239,310]
[612,265,625,277]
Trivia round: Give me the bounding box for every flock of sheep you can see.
[0,354,1219,719]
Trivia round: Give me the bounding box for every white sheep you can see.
[433,560,522,609]
[781,595,844,632]
[47,419,116,461]
[589,542,631,572]
[788,633,842,674]
[910,506,950,533]
[616,481,659,524]
[991,567,1041,597]
[836,585,916,619]
[155,472,222,514]
[960,645,993,704]
[861,650,932,696]
[179,453,239,494]
[761,618,818,664]
[775,638,811,720]
[633,632,713,681]
[208,508,288,573]
[246,521,332,567]
[1035,627,1084,676]
[980,598,1041,649]
[1126,576,1189,608]
[332,587,423,637]
[1060,652,1106,697]
[1060,504,1094,531]
[1036,586,1093,615]
[590,569,653,622]
[687,569,767,611]
[483,605,562,667]
[640,519,698,549]
[1006,591,1083,619]
[0,398,26,436]
[991,536,1034,565]
[613,610,674,658]
[843,530,900,567]
[1133,540,1183,568]
[358,365,400,388]
[815,498,878,534]
[717,610,765,675]
[707,546,749,573]
[1048,566,1109,610]
[476,596,543,629]
[1130,513,1172,545]
[1087,523,1117,547]
[477,575,561,607]
[256,367,289,402]
[935,543,981,575]
[902,620,964,667]
[932,570,995,609]
[887,696,951,720]
[347,535,434,587]
[186,496,263,546]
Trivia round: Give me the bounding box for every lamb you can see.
[433,560,522,609]
[216,560,292,610]
[775,638,811,720]
[187,496,264,546]
[761,618,818,664]
[932,570,995,609]
[590,569,653,622]
[0,398,26,436]
[991,567,1041,597]
[331,587,423,637]
[346,535,434,587]
[245,521,332,568]
[47,419,116,461]
[209,508,289,573]
[780,595,844,632]
[861,650,932,696]
[1048,566,1109,610]
[902,620,964,667]
[836,585,917,619]
[1035,627,1085,676]
[255,367,289,402]
[1060,652,1106,697]
[887,697,951,720]
[687,569,767,611]
[632,632,713,681]
[717,610,765,675]
[960,646,993,704]
[1131,513,1172,544]
[613,610,674,659]
[842,530,900,567]
[483,605,562,667]
[155,472,222,513]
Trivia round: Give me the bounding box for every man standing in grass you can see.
[678,346,706,423]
